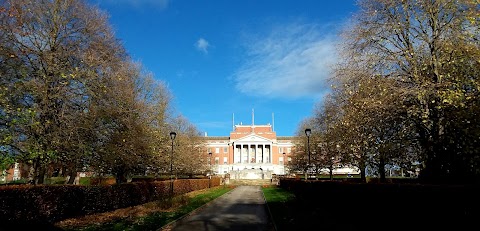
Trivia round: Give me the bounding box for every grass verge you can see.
[261,186,296,231]
[56,186,233,231]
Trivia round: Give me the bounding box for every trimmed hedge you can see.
[279,179,479,228]
[89,177,116,186]
[0,178,222,224]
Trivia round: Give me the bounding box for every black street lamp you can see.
[283,152,286,175]
[305,128,311,180]
[170,131,176,196]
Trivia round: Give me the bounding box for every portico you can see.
[204,123,295,179]
[233,135,273,164]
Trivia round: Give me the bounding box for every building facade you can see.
[204,123,295,179]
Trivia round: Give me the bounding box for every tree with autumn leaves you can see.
[0,0,205,184]
[295,0,479,183]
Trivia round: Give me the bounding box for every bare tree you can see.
[334,0,480,182]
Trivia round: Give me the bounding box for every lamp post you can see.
[169,131,176,196]
[282,152,286,175]
[330,156,335,180]
[208,152,212,188]
[305,128,311,180]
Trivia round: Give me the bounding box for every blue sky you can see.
[90,0,358,137]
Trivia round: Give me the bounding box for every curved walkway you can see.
[161,186,274,231]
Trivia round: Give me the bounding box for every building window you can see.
[279,147,284,153]
[223,147,228,153]
[223,157,227,164]
[215,147,220,153]
[215,157,219,165]
[279,157,284,165]
[288,157,292,162]
[287,147,291,153]
[207,147,212,153]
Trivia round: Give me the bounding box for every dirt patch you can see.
[54,187,222,230]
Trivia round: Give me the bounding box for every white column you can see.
[240,144,243,163]
[263,145,266,163]
[234,144,238,164]
[269,144,272,163]
[255,144,258,163]
[257,144,261,163]
[238,144,241,163]
[252,144,255,163]
[251,144,254,163]
[246,144,249,163]
[266,145,270,163]
[257,144,262,163]
[243,144,246,164]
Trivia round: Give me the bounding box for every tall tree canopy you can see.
[301,0,479,183]
[0,0,203,184]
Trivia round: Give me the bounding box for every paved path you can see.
[163,186,274,231]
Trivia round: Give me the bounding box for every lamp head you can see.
[305,128,311,137]
[170,131,176,140]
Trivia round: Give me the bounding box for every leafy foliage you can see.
[296,0,480,183]
[0,0,206,184]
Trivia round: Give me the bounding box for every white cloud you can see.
[233,23,338,99]
[195,38,210,54]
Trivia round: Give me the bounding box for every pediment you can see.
[234,134,273,143]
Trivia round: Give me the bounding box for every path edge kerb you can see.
[157,186,237,231]
[262,186,278,231]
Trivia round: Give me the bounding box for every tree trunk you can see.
[37,165,46,184]
[27,164,36,185]
[115,168,127,184]
[29,156,41,185]
[329,166,333,180]
[67,169,76,184]
[52,167,60,177]
[419,104,444,183]
[360,158,366,183]
[379,154,386,183]
[329,160,333,180]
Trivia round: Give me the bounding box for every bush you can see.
[89,177,116,185]
[131,176,166,183]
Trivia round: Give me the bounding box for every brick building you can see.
[203,123,295,179]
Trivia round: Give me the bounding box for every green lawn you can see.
[262,186,297,231]
[63,186,232,231]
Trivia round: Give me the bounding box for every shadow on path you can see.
[164,186,274,231]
